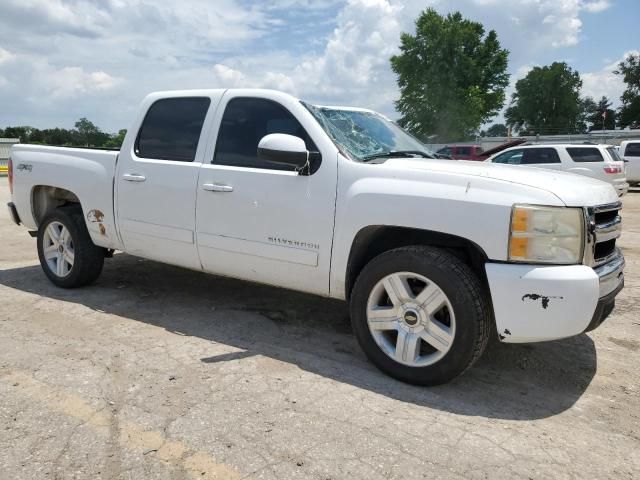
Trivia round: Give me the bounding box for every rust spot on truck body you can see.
[87,209,104,223]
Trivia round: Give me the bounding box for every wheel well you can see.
[32,186,81,227]
[345,226,489,300]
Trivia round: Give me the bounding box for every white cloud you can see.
[582,51,639,106]
[212,64,246,87]
[581,0,612,13]
[0,0,622,131]
[289,0,405,109]
[0,47,16,64]
[235,0,608,112]
[47,67,122,98]
[1,0,111,37]
[262,0,342,9]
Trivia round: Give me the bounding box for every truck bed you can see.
[9,144,121,250]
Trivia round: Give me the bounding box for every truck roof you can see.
[146,88,378,115]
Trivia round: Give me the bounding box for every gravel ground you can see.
[1,181,639,479]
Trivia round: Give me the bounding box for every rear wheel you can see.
[37,207,105,288]
[350,246,491,386]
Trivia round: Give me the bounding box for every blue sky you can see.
[0,0,637,132]
[576,0,638,70]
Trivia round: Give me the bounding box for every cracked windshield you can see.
[305,104,434,162]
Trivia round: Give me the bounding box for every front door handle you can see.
[122,173,146,182]
[202,183,234,193]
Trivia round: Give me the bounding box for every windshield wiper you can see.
[361,150,434,162]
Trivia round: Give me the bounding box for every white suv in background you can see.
[619,140,640,187]
[487,144,629,196]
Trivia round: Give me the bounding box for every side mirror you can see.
[257,134,321,175]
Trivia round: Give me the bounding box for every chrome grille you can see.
[585,202,622,267]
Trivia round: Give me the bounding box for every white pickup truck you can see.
[7,89,625,385]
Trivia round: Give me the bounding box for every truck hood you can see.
[384,158,619,207]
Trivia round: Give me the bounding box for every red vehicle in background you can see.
[436,140,527,161]
[436,145,485,160]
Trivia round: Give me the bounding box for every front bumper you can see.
[485,252,624,343]
[7,202,21,226]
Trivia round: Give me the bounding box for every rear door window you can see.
[457,146,471,155]
[623,143,640,157]
[136,97,211,162]
[566,147,604,163]
[606,147,623,162]
[521,148,561,164]
[492,149,524,164]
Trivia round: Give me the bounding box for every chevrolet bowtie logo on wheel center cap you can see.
[403,309,419,326]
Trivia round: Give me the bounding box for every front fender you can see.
[329,165,562,299]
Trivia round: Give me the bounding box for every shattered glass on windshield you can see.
[304,103,434,162]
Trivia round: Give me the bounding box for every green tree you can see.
[3,126,35,143]
[577,96,598,133]
[103,129,127,148]
[2,122,124,147]
[391,9,509,142]
[74,117,109,146]
[42,128,74,146]
[587,96,616,131]
[484,123,508,137]
[505,62,583,135]
[615,53,640,128]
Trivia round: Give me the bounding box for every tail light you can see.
[603,165,622,174]
[7,157,13,194]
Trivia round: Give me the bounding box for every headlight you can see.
[509,205,584,264]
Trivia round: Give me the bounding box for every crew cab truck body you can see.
[7,89,625,385]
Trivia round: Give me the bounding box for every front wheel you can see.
[37,206,105,288]
[350,246,491,386]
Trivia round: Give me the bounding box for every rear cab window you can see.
[566,147,604,163]
[135,97,211,162]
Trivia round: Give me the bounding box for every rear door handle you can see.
[202,183,233,193]
[122,173,146,182]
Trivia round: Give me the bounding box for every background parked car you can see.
[486,144,629,196]
[436,144,484,160]
[619,140,640,187]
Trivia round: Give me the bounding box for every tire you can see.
[350,246,491,386]
[37,206,105,288]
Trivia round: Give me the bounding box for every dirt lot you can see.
[1,181,639,480]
